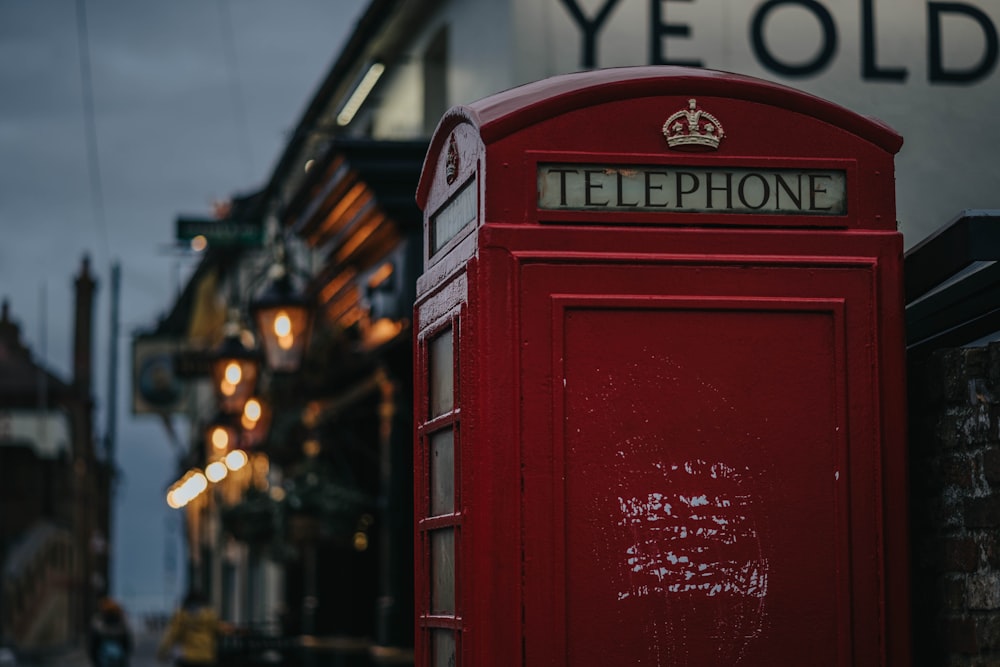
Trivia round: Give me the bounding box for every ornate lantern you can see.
[249,261,314,373]
[210,311,260,413]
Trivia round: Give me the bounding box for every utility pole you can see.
[104,261,120,592]
[105,261,119,462]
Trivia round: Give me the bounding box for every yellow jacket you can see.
[156,605,222,664]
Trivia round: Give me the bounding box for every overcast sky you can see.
[0,0,365,613]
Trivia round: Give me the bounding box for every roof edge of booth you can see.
[416,66,903,207]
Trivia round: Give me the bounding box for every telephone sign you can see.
[536,163,847,214]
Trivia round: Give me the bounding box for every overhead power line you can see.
[74,0,112,264]
[217,0,256,183]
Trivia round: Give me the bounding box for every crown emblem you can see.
[663,99,725,151]
[446,134,459,184]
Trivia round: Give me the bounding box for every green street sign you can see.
[175,216,264,247]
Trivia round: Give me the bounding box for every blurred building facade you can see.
[0,257,112,653]
[134,0,1000,665]
[132,3,507,664]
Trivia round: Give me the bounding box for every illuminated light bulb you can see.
[274,311,294,350]
[243,398,262,422]
[336,62,385,126]
[211,427,230,451]
[205,461,228,483]
[176,476,193,504]
[225,449,248,471]
[274,311,292,337]
[241,398,263,431]
[189,472,208,495]
[303,439,321,458]
[191,235,208,252]
[166,489,182,509]
[224,362,242,385]
[220,380,236,397]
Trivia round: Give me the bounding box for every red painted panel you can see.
[415,67,909,667]
[564,302,845,665]
[518,260,883,666]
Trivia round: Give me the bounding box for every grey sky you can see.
[0,0,365,613]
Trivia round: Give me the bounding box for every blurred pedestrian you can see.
[89,597,132,667]
[156,590,226,666]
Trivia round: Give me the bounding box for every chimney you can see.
[0,298,27,359]
[73,256,97,394]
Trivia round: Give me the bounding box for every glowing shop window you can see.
[430,429,455,516]
[431,528,455,614]
[428,328,454,418]
[431,629,456,667]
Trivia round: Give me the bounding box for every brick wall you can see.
[910,345,1000,665]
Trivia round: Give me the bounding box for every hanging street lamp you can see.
[249,258,314,374]
[240,395,272,448]
[210,310,260,413]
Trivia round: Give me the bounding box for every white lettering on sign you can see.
[538,164,846,215]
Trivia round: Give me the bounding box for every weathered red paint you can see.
[414,66,909,666]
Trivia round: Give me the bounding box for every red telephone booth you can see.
[413,67,909,666]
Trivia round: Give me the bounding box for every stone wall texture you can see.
[910,345,1000,665]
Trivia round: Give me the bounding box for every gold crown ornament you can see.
[663,99,725,151]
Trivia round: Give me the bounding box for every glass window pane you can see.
[429,328,454,417]
[430,429,455,516]
[431,528,455,614]
[431,629,456,667]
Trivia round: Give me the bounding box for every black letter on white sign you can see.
[651,0,703,67]
[559,0,623,68]
[862,0,907,81]
[929,2,998,84]
[547,167,579,207]
[751,0,837,77]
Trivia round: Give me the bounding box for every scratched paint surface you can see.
[610,453,769,665]
[556,303,843,666]
[617,458,767,602]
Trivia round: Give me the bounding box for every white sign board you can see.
[537,164,847,214]
[510,0,1000,246]
[0,409,71,458]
